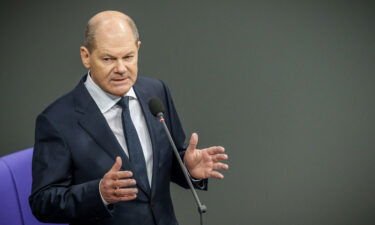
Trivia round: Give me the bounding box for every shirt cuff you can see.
[191,177,202,182]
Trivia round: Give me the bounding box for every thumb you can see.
[110,156,122,171]
[187,133,198,151]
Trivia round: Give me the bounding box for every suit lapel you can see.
[73,77,132,172]
[78,111,132,169]
[74,76,154,198]
[133,85,160,199]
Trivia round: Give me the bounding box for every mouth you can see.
[111,77,130,84]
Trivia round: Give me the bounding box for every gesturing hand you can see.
[99,157,138,204]
[183,133,229,179]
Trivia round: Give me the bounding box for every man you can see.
[29,10,228,225]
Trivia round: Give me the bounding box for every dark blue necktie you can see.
[118,96,150,193]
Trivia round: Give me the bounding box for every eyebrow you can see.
[102,54,115,58]
[101,51,135,57]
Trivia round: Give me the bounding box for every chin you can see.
[109,86,132,97]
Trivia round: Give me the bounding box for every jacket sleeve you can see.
[160,81,208,190]
[29,114,112,223]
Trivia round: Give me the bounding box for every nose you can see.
[114,60,127,74]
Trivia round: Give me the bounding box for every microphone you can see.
[148,97,207,225]
[148,97,165,118]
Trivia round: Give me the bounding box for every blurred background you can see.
[1,0,375,224]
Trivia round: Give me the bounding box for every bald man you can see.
[29,11,228,225]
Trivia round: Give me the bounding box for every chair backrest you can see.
[0,148,65,225]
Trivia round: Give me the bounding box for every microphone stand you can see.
[156,112,207,225]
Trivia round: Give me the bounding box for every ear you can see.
[136,41,141,50]
[80,46,91,69]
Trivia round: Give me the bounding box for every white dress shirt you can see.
[84,73,153,186]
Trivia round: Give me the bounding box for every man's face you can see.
[80,26,141,96]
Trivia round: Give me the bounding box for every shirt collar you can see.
[84,71,137,113]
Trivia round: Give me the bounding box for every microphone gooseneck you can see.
[148,97,207,225]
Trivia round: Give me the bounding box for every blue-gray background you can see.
[1,0,375,224]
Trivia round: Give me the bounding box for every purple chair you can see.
[0,148,66,225]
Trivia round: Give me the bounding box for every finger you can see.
[212,154,228,162]
[187,133,198,151]
[101,178,116,190]
[213,162,229,170]
[113,187,119,196]
[115,188,138,196]
[116,171,133,179]
[206,146,225,155]
[110,156,122,172]
[106,170,133,180]
[114,178,137,188]
[105,171,134,189]
[118,194,137,201]
[105,172,119,181]
[210,171,224,179]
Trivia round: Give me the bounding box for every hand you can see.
[183,133,229,179]
[99,157,138,204]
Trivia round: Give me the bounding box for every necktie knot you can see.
[117,96,130,109]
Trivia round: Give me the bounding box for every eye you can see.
[103,57,113,62]
[124,55,134,60]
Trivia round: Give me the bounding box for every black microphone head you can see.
[148,97,165,117]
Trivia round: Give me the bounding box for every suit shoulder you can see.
[38,89,76,120]
[136,76,166,89]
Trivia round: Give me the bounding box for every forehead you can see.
[93,20,138,54]
[95,34,137,55]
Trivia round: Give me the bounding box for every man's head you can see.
[80,10,141,96]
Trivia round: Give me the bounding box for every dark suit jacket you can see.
[29,75,206,225]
